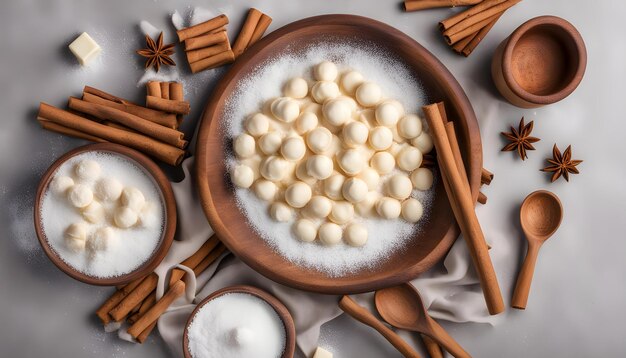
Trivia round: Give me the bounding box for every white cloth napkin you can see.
[116,158,500,357]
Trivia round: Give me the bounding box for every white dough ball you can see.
[376,197,402,219]
[318,222,342,246]
[369,126,393,151]
[259,132,282,155]
[322,99,351,127]
[306,155,333,180]
[398,114,423,139]
[67,184,93,208]
[293,219,317,243]
[387,174,413,200]
[311,81,340,103]
[270,202,293,222]
[64,223,87,252]
[329,201,354,225]
[357,167,380,191]
[234,134,256,159]
[245,113,270,137]
[281,136,306,162]
[314,61,338,81]
[271,97,300,123]
[370,151,396,175]
[295,112,319,134]
[355,191,382,217]
[260,156,288,181]
[138,201,160,228]
[412,132,434,153]
[397,146,423,171]
[305,196,333,218]
[324,174,346,200]
[230,164,254,188]
[285,181,312,208]
[375,101,402,127]
[94,177,123,202]
[337,149,365,176]
[356,82,382,107]
[343,121,369,147]
[87,227,117,253]
[387,100,405,117]
[82,201,105,224]
[253,180,277,201]
[345,223,368,247]
[75,159,101,181]
[295,160,317,185]
[402,198,424,223]
[283,77,308,98]
[114,207,138,228]
[342,178,368,203]
[340,71,365,95]
[50,175,74,195]
[411,168,434,190]
[306,127,333,154]
[336,95,358,112]
[120,187,145,211]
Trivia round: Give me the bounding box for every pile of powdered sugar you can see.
[223,41,435,277]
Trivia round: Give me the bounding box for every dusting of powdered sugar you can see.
[222,41,436,277]
[171,10,185,31]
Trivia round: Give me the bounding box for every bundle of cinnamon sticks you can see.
[96,235,228,343]
[37,84,189,166]
[404,0,522,57]
[177,8,272,74]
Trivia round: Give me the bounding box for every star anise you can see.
[541,144,582,182]
[136,32,175,72]
[501,117,540,160]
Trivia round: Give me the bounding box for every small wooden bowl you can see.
[33,143,176,286]
[182,285,296,358]
[196,15,482,294]
[491,16,587,108]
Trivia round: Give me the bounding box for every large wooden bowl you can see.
[183,285,296,358]
[196,15,482,294]
[34,143,176,286]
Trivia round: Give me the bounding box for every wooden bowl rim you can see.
[195,14,482,294]
[182,285,296,358]
[33,142,177,286]
[501,15,587,105]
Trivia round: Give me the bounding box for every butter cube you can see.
[312,347,332,358]
[69,32,101,66]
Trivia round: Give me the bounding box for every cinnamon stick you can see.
[109,273,159,322]
[159,83,170,100]
[83,87,177,129]
[177,14,229,42]
[444,12,501,45]
[39,120,105,143]
[452,31,478,53]
[423,102,504,315]
[189,50,235,74]
[169,82,185,126]
[404,0,482,12]
[184,30,228,51]
[186,42,231,64]
[68,97,187,149]
[443,0,521,39]
[478,191,487,204]
[461,12,502,56]
[232,8,263,58]
[37,104,184,166]
[96,276,145,324]
[439,0,507,30]
[146,81,161,98]
[146,96,190,115]
[137,321,158,343]
[249,13,272,46]
[127,280,185,339]
[481,168,494,185]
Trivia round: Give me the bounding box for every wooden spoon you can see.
[512,190,563,309]
[339,295,421,358]
[375,284,471,358]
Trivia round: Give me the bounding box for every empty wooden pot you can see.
[491,16,586,108]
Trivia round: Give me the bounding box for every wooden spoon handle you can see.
[339,296,421,358]
[422,335,443,358]
[425,318,472,358]
[512,241,541,309]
